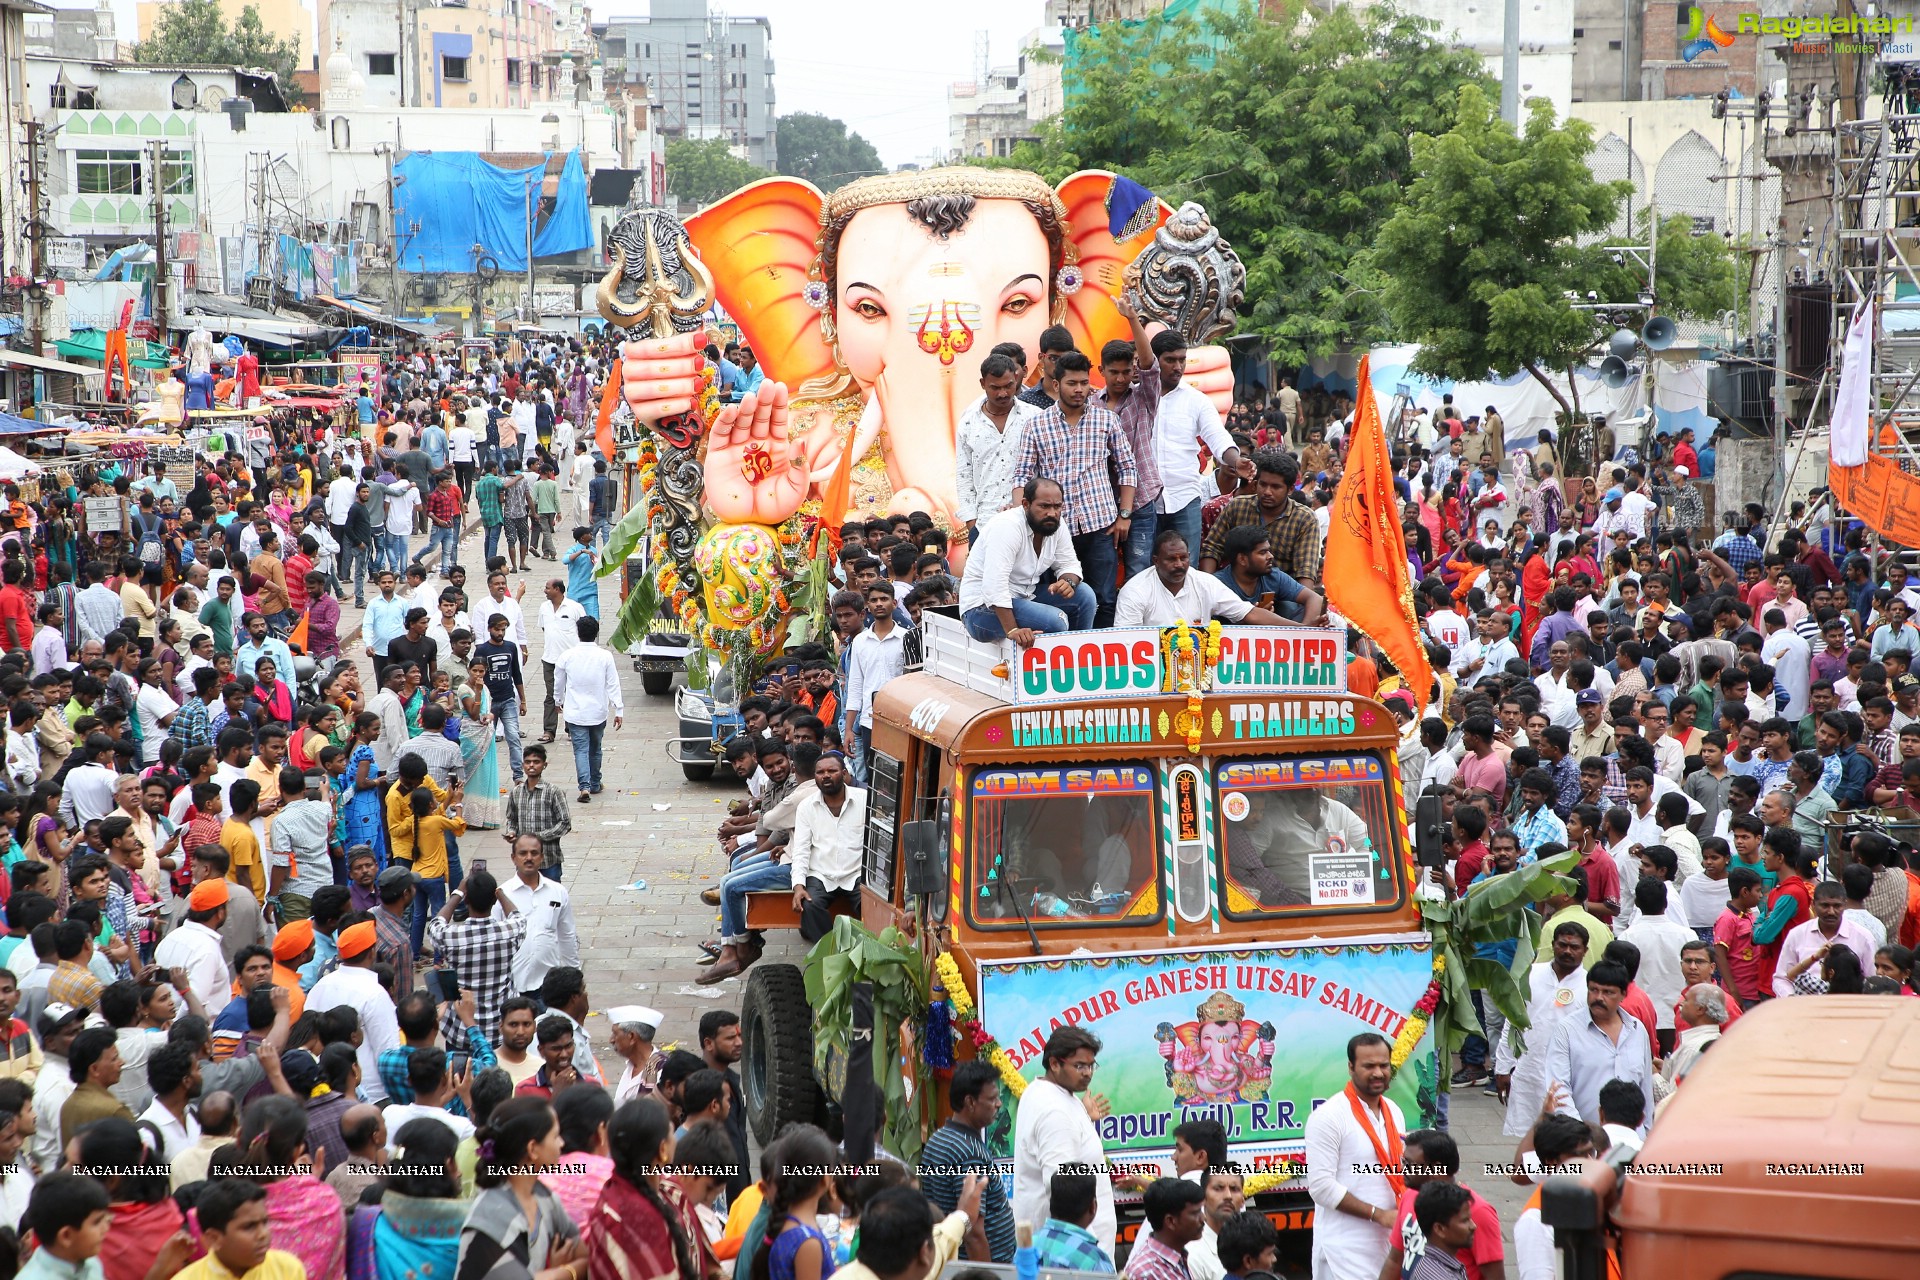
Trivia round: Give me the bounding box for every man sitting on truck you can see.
[1211,524,1326,625]
[1114,531,1288,629]
[1225,786,1372,907]
[959,477,1095,647]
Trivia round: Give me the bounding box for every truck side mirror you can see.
[1415,792,1447,868]
[903,820,943,897]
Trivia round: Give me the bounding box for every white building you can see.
[1398,0,1577,120]
[19,53,654,334]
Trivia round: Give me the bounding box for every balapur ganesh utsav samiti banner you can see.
[976,940,1437,1178]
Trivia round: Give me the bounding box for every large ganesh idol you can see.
[606,169,1242,668]
[615,167,1234,533]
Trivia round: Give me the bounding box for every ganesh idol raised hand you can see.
[615,167,1240,528]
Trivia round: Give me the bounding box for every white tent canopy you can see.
[0,448,45,481]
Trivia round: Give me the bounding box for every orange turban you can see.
[188,880,230,912]
[337,921,379,960]
[272,919,316,962]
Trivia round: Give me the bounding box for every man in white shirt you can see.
[552,614,623,800]
[1114,529,1284,628]
[1302,1033,1404,1280]
[496,833,581,999]
[787,754,865,943]
[60,735,121,829]
[383,477,419,574]
[326,467,359,532]
[153,879,235,1018]
[1011,1026,1117,1262]
[954,354,1038,537]
[379,1048,477,1152]
[1618,880,1696,1045]
[1424,591,1475,677]
[958,480,1094,645]
[537,579,586,745]
[474,574,529,659]
[843,585,907,787]
[306,920,402,1103]
[1760,608,1813,720]
[1147,332,1239,557]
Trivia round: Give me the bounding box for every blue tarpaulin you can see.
[393,151,594,274]
[0,413,53,435]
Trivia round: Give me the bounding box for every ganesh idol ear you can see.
[685,177,840,391]
[1055,171,1172,375]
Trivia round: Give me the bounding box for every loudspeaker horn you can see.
[1642,315,1677,350]
[1609,328,1640,360]
[1599,356,1636,389]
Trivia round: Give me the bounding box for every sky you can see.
[603,0,1052,169]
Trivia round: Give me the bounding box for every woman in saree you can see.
[348,1119,472,1280]
[292,703,340,773]
[585,1097,703,1280]
[234,1094,347,1280]
[254,655,297,726]
[1520,547,1553,656]
[456,1097,585,1280]
[459,657,503,828]
[340,710,386,865]
[79,1119,190,1280]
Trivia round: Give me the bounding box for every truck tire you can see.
[740,963,819,1146]
[681,763,715,782]
[641,670,673,696]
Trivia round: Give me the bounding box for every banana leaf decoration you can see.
[1417,849,1578,1084]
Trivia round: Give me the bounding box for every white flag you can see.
[1830,299,1874,468]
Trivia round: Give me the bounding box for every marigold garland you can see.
[932,952,1025,1099]
[1391,954,1445,1071]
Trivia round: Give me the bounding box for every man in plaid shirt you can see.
[1012,351,1136,627]
[375,987,498,1116]
[416,472,465,576]
[1198,450,1322,586]
[1125,1178,1205,1280]
[475,464,506,564]
[1031,1175,1115,1273]
[426,868,527,1044]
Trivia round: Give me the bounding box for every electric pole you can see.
[23,120,45,357]
[150,139,170,338]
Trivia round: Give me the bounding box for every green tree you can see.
[138,0,301,94]
[774,113,884,190]
[1027,0,1491,365]
[665,137,768,209]
[1374,85,1735,420]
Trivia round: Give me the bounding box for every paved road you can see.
[333,518,1532,1250]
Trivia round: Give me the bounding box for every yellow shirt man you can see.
[221,818,266,902]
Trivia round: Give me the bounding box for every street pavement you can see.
[333,515,1530,1250]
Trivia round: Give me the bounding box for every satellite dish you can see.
[1599,356,1636,389]
[1609,328,1640,361]
[1642,315,1677,351]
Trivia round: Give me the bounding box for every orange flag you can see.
[1326,355,1433,712]
[286,611,310,656]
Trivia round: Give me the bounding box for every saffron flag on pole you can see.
[1326,354,1433,712]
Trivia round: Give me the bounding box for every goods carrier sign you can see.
[1012,626,1348,706]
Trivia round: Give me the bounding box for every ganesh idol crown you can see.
[593,165,1246,669]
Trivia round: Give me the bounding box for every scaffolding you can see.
[1831,64,1920,477]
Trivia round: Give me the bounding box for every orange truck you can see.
[1543,993,1920,1278]
[736,614,1440,1236]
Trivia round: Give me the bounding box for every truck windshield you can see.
[1215,754,1400,916]
[967,764,1160,928]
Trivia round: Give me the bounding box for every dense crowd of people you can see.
[2,311,1916,1280]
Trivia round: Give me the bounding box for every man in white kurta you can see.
[1114,531,1286,629]
[1501,921,1591,1136]
[1302,1034,1404,1280]
[1012,1029,1117,1263]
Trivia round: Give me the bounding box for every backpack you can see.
[135,512,164,565]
